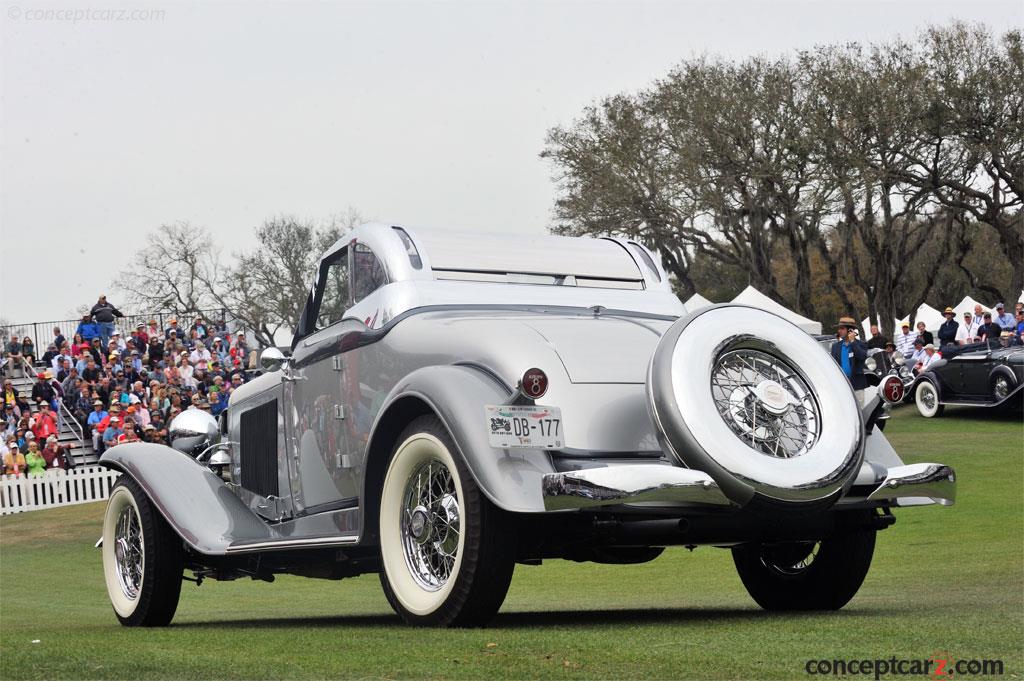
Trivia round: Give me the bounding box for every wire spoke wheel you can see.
[113,504,144,600]
[400,458,461,591]
[711,348,820,459]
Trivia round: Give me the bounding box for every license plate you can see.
[485,405,563,449]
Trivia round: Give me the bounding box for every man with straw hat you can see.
[937,307,959,348]
[830,315,868,405]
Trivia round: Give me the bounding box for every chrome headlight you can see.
[865,356,877,372]
[168,409,220,458]
[893,354,906,366]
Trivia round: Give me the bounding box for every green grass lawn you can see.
[1,406,1021,680]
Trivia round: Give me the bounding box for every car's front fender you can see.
[100,443,274,555]
[366,364,557,514]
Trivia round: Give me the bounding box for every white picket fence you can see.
[0,466,121,516]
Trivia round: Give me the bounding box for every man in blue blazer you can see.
[831,316,868,405]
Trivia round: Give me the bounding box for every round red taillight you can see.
[521,368,548,399]
[880,375,905,404]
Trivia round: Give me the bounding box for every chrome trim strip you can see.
[866,463,956,506]
[541,465,732,511]
[225,535,359,553]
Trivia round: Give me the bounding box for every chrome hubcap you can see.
[400,459,460,591]
[922,387,936,409]
[114,504,143,600]
[994,378,1009,400]
[712,348,820,458]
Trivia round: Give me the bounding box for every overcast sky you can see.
[1,0,1021,322]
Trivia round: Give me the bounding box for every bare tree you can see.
[113,222,221,313]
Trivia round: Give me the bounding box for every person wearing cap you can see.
[31,402,59,441]
[831,316,868,404]
[87,400,109,451]
[42,434,74,470]
[909,338,927,365]
[41,343,60,368]
[895,322,916,359]
[956,311,980,345]
[994,303,1015,331]
[937,307,959,347]
[75,314,101,344]
[3,441,26,476]
[103,416,124,447]
[165,318,180,340]
[977,312,1002,345]
[30,372,56,408]
[90,294,124,349]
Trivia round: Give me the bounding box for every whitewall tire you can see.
[914,381,944,418]
[102,477,183,626]
[378,415,515,627]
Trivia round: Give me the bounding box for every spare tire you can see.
[646,305,863,508]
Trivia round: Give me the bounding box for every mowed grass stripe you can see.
[1,406,1020,680]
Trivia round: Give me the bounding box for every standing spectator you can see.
[1016,309,1024,340]
[956,312,980,345]
[914,321,933,346]
[90,294,124,348]
[866,325,886,350]
[973,303,985,322]
[994,303,1015,331]
[895,323,916,359]
[31,402,58,441]
[831,316,868,404]
[977,313,1002,345]
[937,307,958,347]
[52,326,66,352]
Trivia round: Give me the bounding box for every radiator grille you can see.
[240,400,280,498]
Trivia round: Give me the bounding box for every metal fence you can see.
[0,309,230,353]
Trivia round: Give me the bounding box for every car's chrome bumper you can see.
[541,462,956,511]
[542,465,732,511]
[866,463,956,506]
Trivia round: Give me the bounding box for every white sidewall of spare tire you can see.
[379,433,466,617]
[654,305,863,503]
[102,486,143,618]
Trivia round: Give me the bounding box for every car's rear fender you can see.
[363,364,558,524]
[99,443,275,555]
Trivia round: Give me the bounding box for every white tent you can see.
[684,292,714,312]
[1018,289,1023,303]
[910,303,945,331]
[730,286,823,334]
[953,295,989,317]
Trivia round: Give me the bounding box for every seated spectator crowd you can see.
[1,297,256,477]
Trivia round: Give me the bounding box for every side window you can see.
[352,243,387,303]
[316,249,350,330]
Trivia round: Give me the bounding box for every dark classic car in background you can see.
[912,344,1024,418]
[98,224,956,629]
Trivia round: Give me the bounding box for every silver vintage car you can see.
[99,224,956,627]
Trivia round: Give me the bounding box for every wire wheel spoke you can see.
[400,457,460,591]
[711,348,820,459]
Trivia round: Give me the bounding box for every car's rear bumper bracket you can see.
[866,463,956,506]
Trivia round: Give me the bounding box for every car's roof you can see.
[414,230,643,282]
